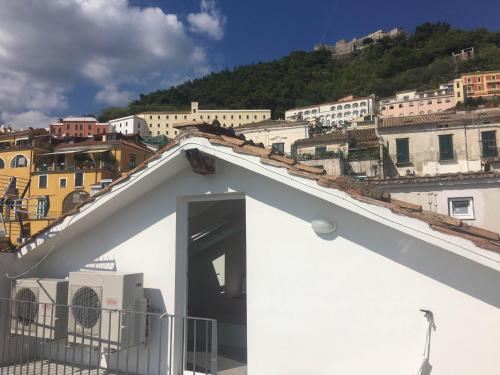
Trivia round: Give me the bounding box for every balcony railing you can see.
[35,161,116,173]
[347,149,380,161]
[0,297,218,375]
[297,150,343,161]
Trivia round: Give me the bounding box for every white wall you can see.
[7,154,500,374]
[378,180,500,233]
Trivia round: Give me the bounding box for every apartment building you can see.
[454,70,500,102]
[138,102,271,138]
[379,83,455,117]
[285,95,376,127]
[378,109,500,177]
[0,130,153,247]
[294,128,383,178]
[235,119,309,155]
[108,115,149,137]
[50,117,110,138]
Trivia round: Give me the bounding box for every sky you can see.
[0,0,499,129]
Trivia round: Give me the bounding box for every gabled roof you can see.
[13,125,500,262]
[379,109,500,129]
[295,128,379,147]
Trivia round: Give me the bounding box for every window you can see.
[396,138,410,164]
[129,154,137,169]
[0,159,4,169]
[59,178,67,188]
[448,197,474,219]
[271,143,285,155]
[477,85,483,91]
[36,197,49,219]
[38,175,48,189]
[438,134,454,161]
[481,130,498,157]
[75,171,84,187]
[11,155,28,168]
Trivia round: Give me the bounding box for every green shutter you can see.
[481,131,498,157]
[439,135,453,160]
[396,138,409,164]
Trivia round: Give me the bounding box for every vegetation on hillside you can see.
[99,23,500,121]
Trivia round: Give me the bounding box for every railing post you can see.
[210,320,217,375]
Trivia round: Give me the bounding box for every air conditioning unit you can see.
[10,278,69,339]
[67,272,147,349]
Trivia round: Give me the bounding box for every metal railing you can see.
[0,297,217,375]
[297,150,343,161]
[35,161,116,173]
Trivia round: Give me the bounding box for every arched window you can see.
[352,103,359,108]
[337,113,343,118]
[344,104,351,109]
[345,111,351,117]
[11,155,28,168]
[337,105,342,110]
[330,106,335,111]
[311,109,318,114]
[360,101,367,107]
[0,158,4,169]
[353,110,359,116]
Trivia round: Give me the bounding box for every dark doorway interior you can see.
[187,199,247,375]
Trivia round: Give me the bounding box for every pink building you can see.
[379,83,455,118]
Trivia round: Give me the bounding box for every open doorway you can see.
[187,198,247,375]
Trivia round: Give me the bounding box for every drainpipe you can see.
[463,119,470,172]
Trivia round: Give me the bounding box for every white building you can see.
[285,95,376,128]
[108,115,149,137]
[1,126,499,375]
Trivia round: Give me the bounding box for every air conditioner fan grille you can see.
[14,288,38,326]
[71,287,101,329]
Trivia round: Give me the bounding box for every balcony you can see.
[35,160,116,173]
[297,150,343,161]
[347,149,380,161]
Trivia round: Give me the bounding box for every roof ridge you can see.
[11,128,500,255]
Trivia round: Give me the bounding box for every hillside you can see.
[99,23,500,121]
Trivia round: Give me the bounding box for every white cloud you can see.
[0,0,224,121]
[95,85,131,106]
[188,0,227,40]
[0,111,56,130]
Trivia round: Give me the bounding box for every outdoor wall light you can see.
[311,219,337,234]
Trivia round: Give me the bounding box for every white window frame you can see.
[38,175,48,189]
[59,177,67,188]
[448,197,474,220]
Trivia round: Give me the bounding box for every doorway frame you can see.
[175,192,247,318]
[174,193,247,374]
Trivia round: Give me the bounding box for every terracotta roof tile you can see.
[12,125,500,256]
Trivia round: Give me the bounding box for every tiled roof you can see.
[12,124,500,255]
[379,109,500,129]
[54,139,152,153]
[236,119,309,131]
[295,128,379,147]
[370,171,500,185]
[0,128,48,140]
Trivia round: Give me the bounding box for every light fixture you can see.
[311,219,337,234]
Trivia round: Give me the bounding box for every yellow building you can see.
[454,70,500,103]
[0,128,52,246]
[0,130,153,248]
[138,102,271,138]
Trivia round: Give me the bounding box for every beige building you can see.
[138,102,271,138]
[294,128,383,178]
[378,109,500,177]
[370,172,500,233]
[235,120,309,155]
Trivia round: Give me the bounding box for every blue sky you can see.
[0,0,498,128]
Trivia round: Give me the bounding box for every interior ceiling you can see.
[188,200,245,255]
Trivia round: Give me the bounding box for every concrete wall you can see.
[378,179,500,233]
[236,125,308,154]
[5,156,500,374]
[380,123,500,176]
